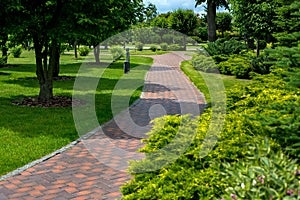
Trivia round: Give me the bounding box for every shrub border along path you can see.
[0,52,205,199]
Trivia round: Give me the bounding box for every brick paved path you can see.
[0,52,205,200]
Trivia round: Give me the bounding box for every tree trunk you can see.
[0,34,8,64]
[74,41,78,59]
[50,41,60,78]
[207,0,217,42]
[183,35,187,51]
[256,39,260,57]
[33,34,53,102]
[94,45,100,63]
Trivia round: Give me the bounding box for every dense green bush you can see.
[135,42,144,51]
[122,56,300,199]
[168,44,184,51]
[78,46,90,56]
[160,43,168,51]
[217,55,252,78]
[197,27,208,42]
[60,43,72,54]
[257,40,267,50]
[212,54,230,64]
[150,34,161,44]
[0,57,7,65]
[250,54,272,75]
[246,38,255,50]
[149,45,158,52]
[231,63,252,79]
[110,46,125,60]
[192,54,219,73]
[122,93,299,198]
[189,36,201,44]
[204,39,246,56]
[11,46,22,58]
[162,34,174,44]
[122,2,300,199]
[122,74,300,199]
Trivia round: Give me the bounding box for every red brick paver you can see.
[0,52,205,199]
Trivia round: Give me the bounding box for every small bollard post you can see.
[124,48,130,74]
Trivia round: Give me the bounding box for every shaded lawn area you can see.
[0,51,153,176]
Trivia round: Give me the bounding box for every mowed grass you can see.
[181,60,251,104]
[0,51,153,175]
[130,49,169,55]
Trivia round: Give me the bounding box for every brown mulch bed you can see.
[12,96,85,108]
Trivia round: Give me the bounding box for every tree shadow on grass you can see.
[0,72,10,76]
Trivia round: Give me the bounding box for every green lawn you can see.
[0,51,153,176]
[181,60,251,104]
[130,49,169,55]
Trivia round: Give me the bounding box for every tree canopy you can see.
[3,0,144,102]
[216,12,232,37]
[230,0,278,56]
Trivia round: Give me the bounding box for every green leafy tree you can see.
[76,0,143,63]
[0,0,20,64]
[216,12,232,37]
[150,13,171,40]
[267,0,300,70]
[151,14,170,28]
[273,0,300,47]
[195,0,229,42]
[230,0,278,56]
[7,0,143,102]
[168,9,199,50]
[144,3,158,24]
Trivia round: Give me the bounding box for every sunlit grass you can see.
[0,50,153,176]
[181,60,251,104]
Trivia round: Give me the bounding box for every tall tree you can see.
[8,0,143,102]
[0,0,18,64]
[216,12,232,37]
[230,0,278,56]
[76,0,144,63]
[195,0,229,42]
[168,9,199,50]
[144,3,158,24]
[267,0,300,69]
[273,0,300,47]
[151,15,169,28]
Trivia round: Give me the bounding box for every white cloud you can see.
[144,0,206,14]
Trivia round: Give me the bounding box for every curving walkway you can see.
[0,52,205,200]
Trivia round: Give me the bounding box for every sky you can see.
[144,0,227,15]
[144,0,206,14]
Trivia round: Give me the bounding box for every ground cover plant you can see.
[121,1,300,198]
[121,59,300,200]
[0,50,153,176]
